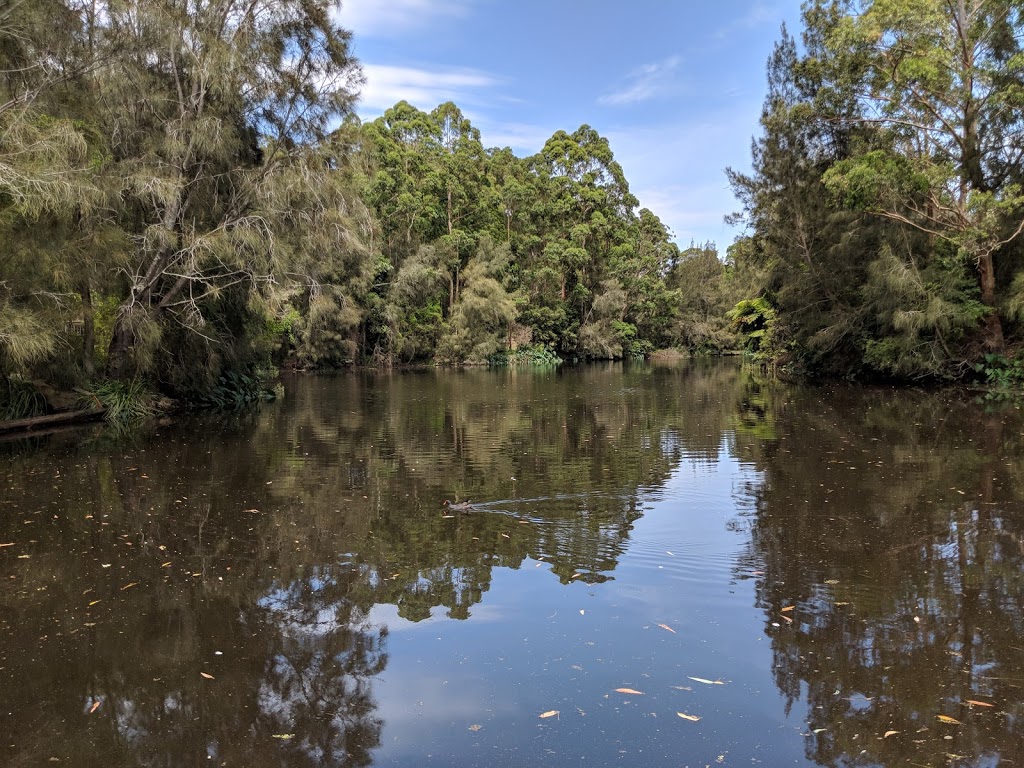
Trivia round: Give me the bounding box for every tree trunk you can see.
[978,251,1004,350]
[105,310,139,380]
[81,277,95,376]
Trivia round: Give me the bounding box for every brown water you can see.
[2,361,1023,767]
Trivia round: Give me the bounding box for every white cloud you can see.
[598,56,682,106]
[337,0,470,37]
[606,102,763,247]
[358,64,499,114]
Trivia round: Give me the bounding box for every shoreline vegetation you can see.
[3,1,1024,426]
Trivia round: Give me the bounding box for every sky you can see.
[335,0,803,250]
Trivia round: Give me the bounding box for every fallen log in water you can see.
[0,407,106,435]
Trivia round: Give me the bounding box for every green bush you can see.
[0,377,48,421]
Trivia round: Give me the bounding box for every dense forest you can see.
[2,0,1023,417]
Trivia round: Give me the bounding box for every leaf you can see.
[884,730,899,738]
[614,688,644,695]
[966,700,995,708]
[120,582,138,590]
[780,605,795,613]
[271,734,294,740]
[687,677,725,685]
[0,542,14,547]
[936,715,962,725]
[676,712,701,722]
[657,623,677,634]
[200,672,215,680]
[538,710,559,719]
[89,701,101,714]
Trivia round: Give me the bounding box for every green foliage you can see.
[729,2,1024,380]
[728,298,778,355]
[77,379,155,425]
[974,353,1024,392]
[498,345,562,367]
[0,377,48,421]
[192,371,273,411]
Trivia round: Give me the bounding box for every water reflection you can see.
[736,385,1024,767]
[2,363,1024,766]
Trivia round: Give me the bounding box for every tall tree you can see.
[822,0,1024,349]
[92,0,363,379]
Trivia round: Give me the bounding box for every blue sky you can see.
[336,0,803,250]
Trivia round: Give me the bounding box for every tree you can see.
[821,0,1024,350]
[91,0,363,379]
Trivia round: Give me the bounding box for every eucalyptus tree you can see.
[524,125,639,356]
[88,0,363,380]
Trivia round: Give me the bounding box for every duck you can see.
[443,499,474,512]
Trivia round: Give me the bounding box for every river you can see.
[2,360,1022,767]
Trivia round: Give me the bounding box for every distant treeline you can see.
[2,0,1023,412]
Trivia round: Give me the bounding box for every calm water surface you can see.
[2,361,1024,767]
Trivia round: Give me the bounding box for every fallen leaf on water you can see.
[0,542,14,547]
[824,579,840,585]
[671,685,693,691]
[441,515,455,519]
[966,700,995,708]
[538,710,559,719]
[812,728,827,734]
[615,688,645,695]
[271,734,294,740]
[161,562,172,567]
[468,724,482,732]
[88,600,100,606]
[676,712,701,722]
[89,701,101,714]
[780,606,795,613]
[883,730,899,738]
[936,715,962,725]
[657,623,677,634]
[120,582,138,590]
[17,554,30,559]
[687,677,725,686]
[779,614,794,624]
[571,573,582,580]
[500,533,510,539]
[200,672,215,680]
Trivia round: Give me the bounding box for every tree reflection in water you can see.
[4,363,1024,766]
[734,383,1024,767]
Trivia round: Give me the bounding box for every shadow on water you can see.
[2,361,1024,765]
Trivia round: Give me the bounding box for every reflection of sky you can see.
[367,441,810,766]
